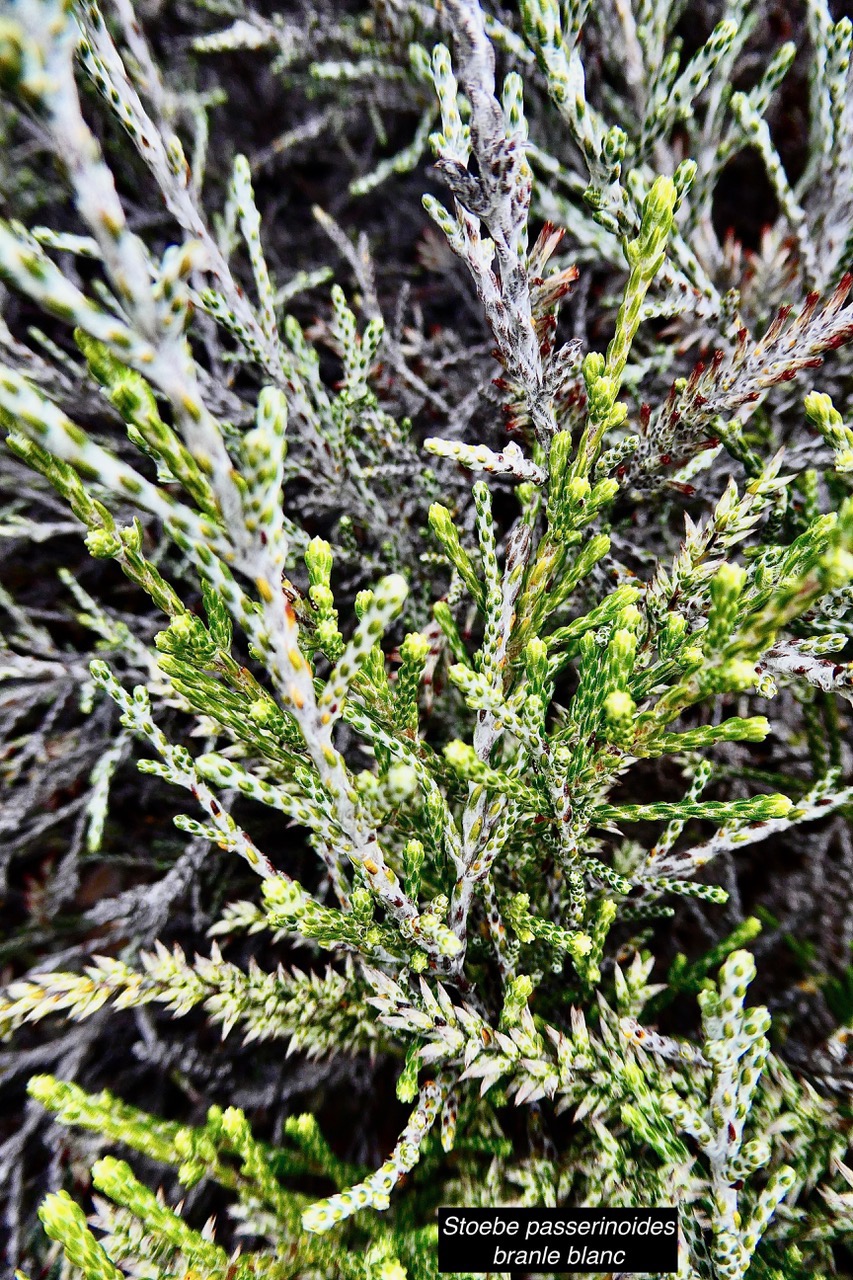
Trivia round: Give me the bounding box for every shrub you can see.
[2,0,853,1277]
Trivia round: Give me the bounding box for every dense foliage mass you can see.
[2,0,853,1276]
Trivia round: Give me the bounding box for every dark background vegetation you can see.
[2,0,853,1272]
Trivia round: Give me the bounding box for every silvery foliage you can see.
[1,0,853,1277]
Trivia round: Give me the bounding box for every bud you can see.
[355,769,380,797]
[604,688,636,731]
[401,631,430,665]
[582,351,606,386]
[718,658,758,692]
[220,1105,248,1142]
[396,1046,420,1103]
[310,583,334,612]
[566,476,590,506]
[178,1161,205,1187]
[354,589,373,619]
[673,158,697,208]
[590,476,619,508]
[376,1261,407,1280]
[306,536,334,587]
[248,697,281,729]
[707,561,747,650]
[588,373,617,420]
[524,636,549,692]
[679,645,704,671]
[85,528,122,558]
[634,175,677,275]
[403,838,425,896]
[762,794,793,819]
[119,518,144,553]
[386,761,419,804]
[660,611,688,658]
[606,401,629,429]
[443,739,479,775]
